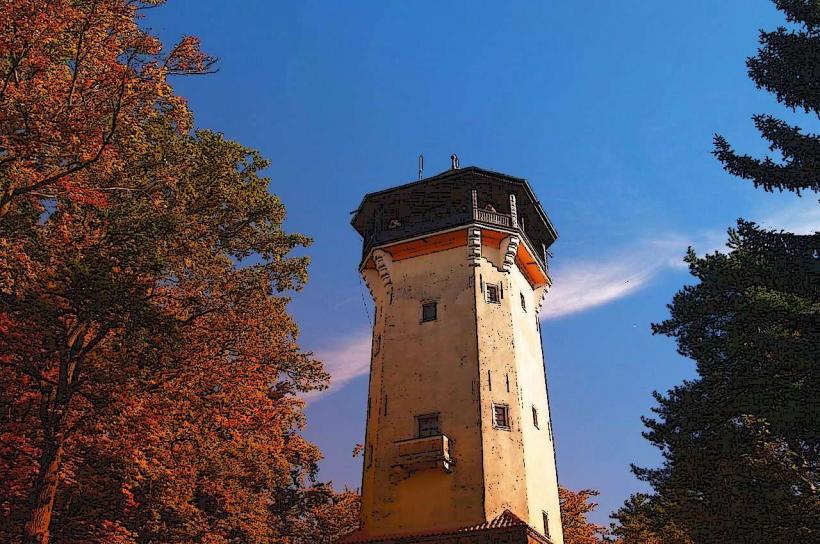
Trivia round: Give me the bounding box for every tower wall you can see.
[474,255,529,519]
[508,262,562,543]
[474,237,564,544]
[361,245,486,537]
[357,231,563,544]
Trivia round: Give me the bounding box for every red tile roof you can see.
[458,509,529,531]
[338,509,552,543]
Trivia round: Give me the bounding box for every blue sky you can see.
[148,0,818,525]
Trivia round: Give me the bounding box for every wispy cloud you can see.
[309,201,818,398]
[540,236,694,320]
[306,331,371,401]
[540,200,818,320]
[757,198,820,235]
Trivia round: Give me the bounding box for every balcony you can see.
[353,168,558,273]
[472,207,511,228]
[361,199,551,276]
[391,435,453,480]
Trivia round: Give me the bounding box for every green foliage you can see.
[713,0,820,194]
[625,223,820,542]
[610,493,691,544]
[614,2,820,542]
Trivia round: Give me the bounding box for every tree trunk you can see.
[0,187,14,218]
[23,434,64,544]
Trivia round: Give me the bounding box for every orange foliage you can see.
[559,486,610,544]
[0,0,215,217]
[0,3,356,544]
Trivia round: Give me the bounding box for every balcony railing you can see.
[391,434,453,479]
[472,208,511,227]
[362,208,550,276]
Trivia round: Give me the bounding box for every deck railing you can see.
[472,208,511,227]
[362,208,549,276]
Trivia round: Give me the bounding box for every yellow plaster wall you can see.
[474,257,530,521]
[360,246,485,537]
[474,234,563,544]
[508,265,564,544]
[358,230,563,543]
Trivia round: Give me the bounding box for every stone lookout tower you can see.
[341,163,563,544]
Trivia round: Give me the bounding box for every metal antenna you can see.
[418,154,424,180]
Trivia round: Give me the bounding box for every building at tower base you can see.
[341,510,552,544]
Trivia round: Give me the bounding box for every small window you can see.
[417,413,440,438]
[422,301,437,322]
[520,292,526,311]
[367,444,373,468]
[373,334,381,355]
[532,406,539,429]
[492,404,510,430]
[486,284,500,304]
[543,511,550,537]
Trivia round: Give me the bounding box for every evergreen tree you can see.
[614,224,819,542]
[613,1,820,542]
[610,494,691,544]
[713,0,820,195]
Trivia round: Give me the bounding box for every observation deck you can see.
[350,166,558,275]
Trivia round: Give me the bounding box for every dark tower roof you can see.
[351,166,558,269]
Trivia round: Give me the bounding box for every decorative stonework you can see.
[534,285,549,315]
[373,250,394,290]
[361,249,395,302]
[467,227,482,266]
[390,434,453,483]
[500,235,520,272]
[361,269,378,300]
[351,167,557,274]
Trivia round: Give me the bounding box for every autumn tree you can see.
[0,0,215,218]
[613,1,820,542]
[0,2,356,543]
[558,486,609,544]
[289,486,361,544]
